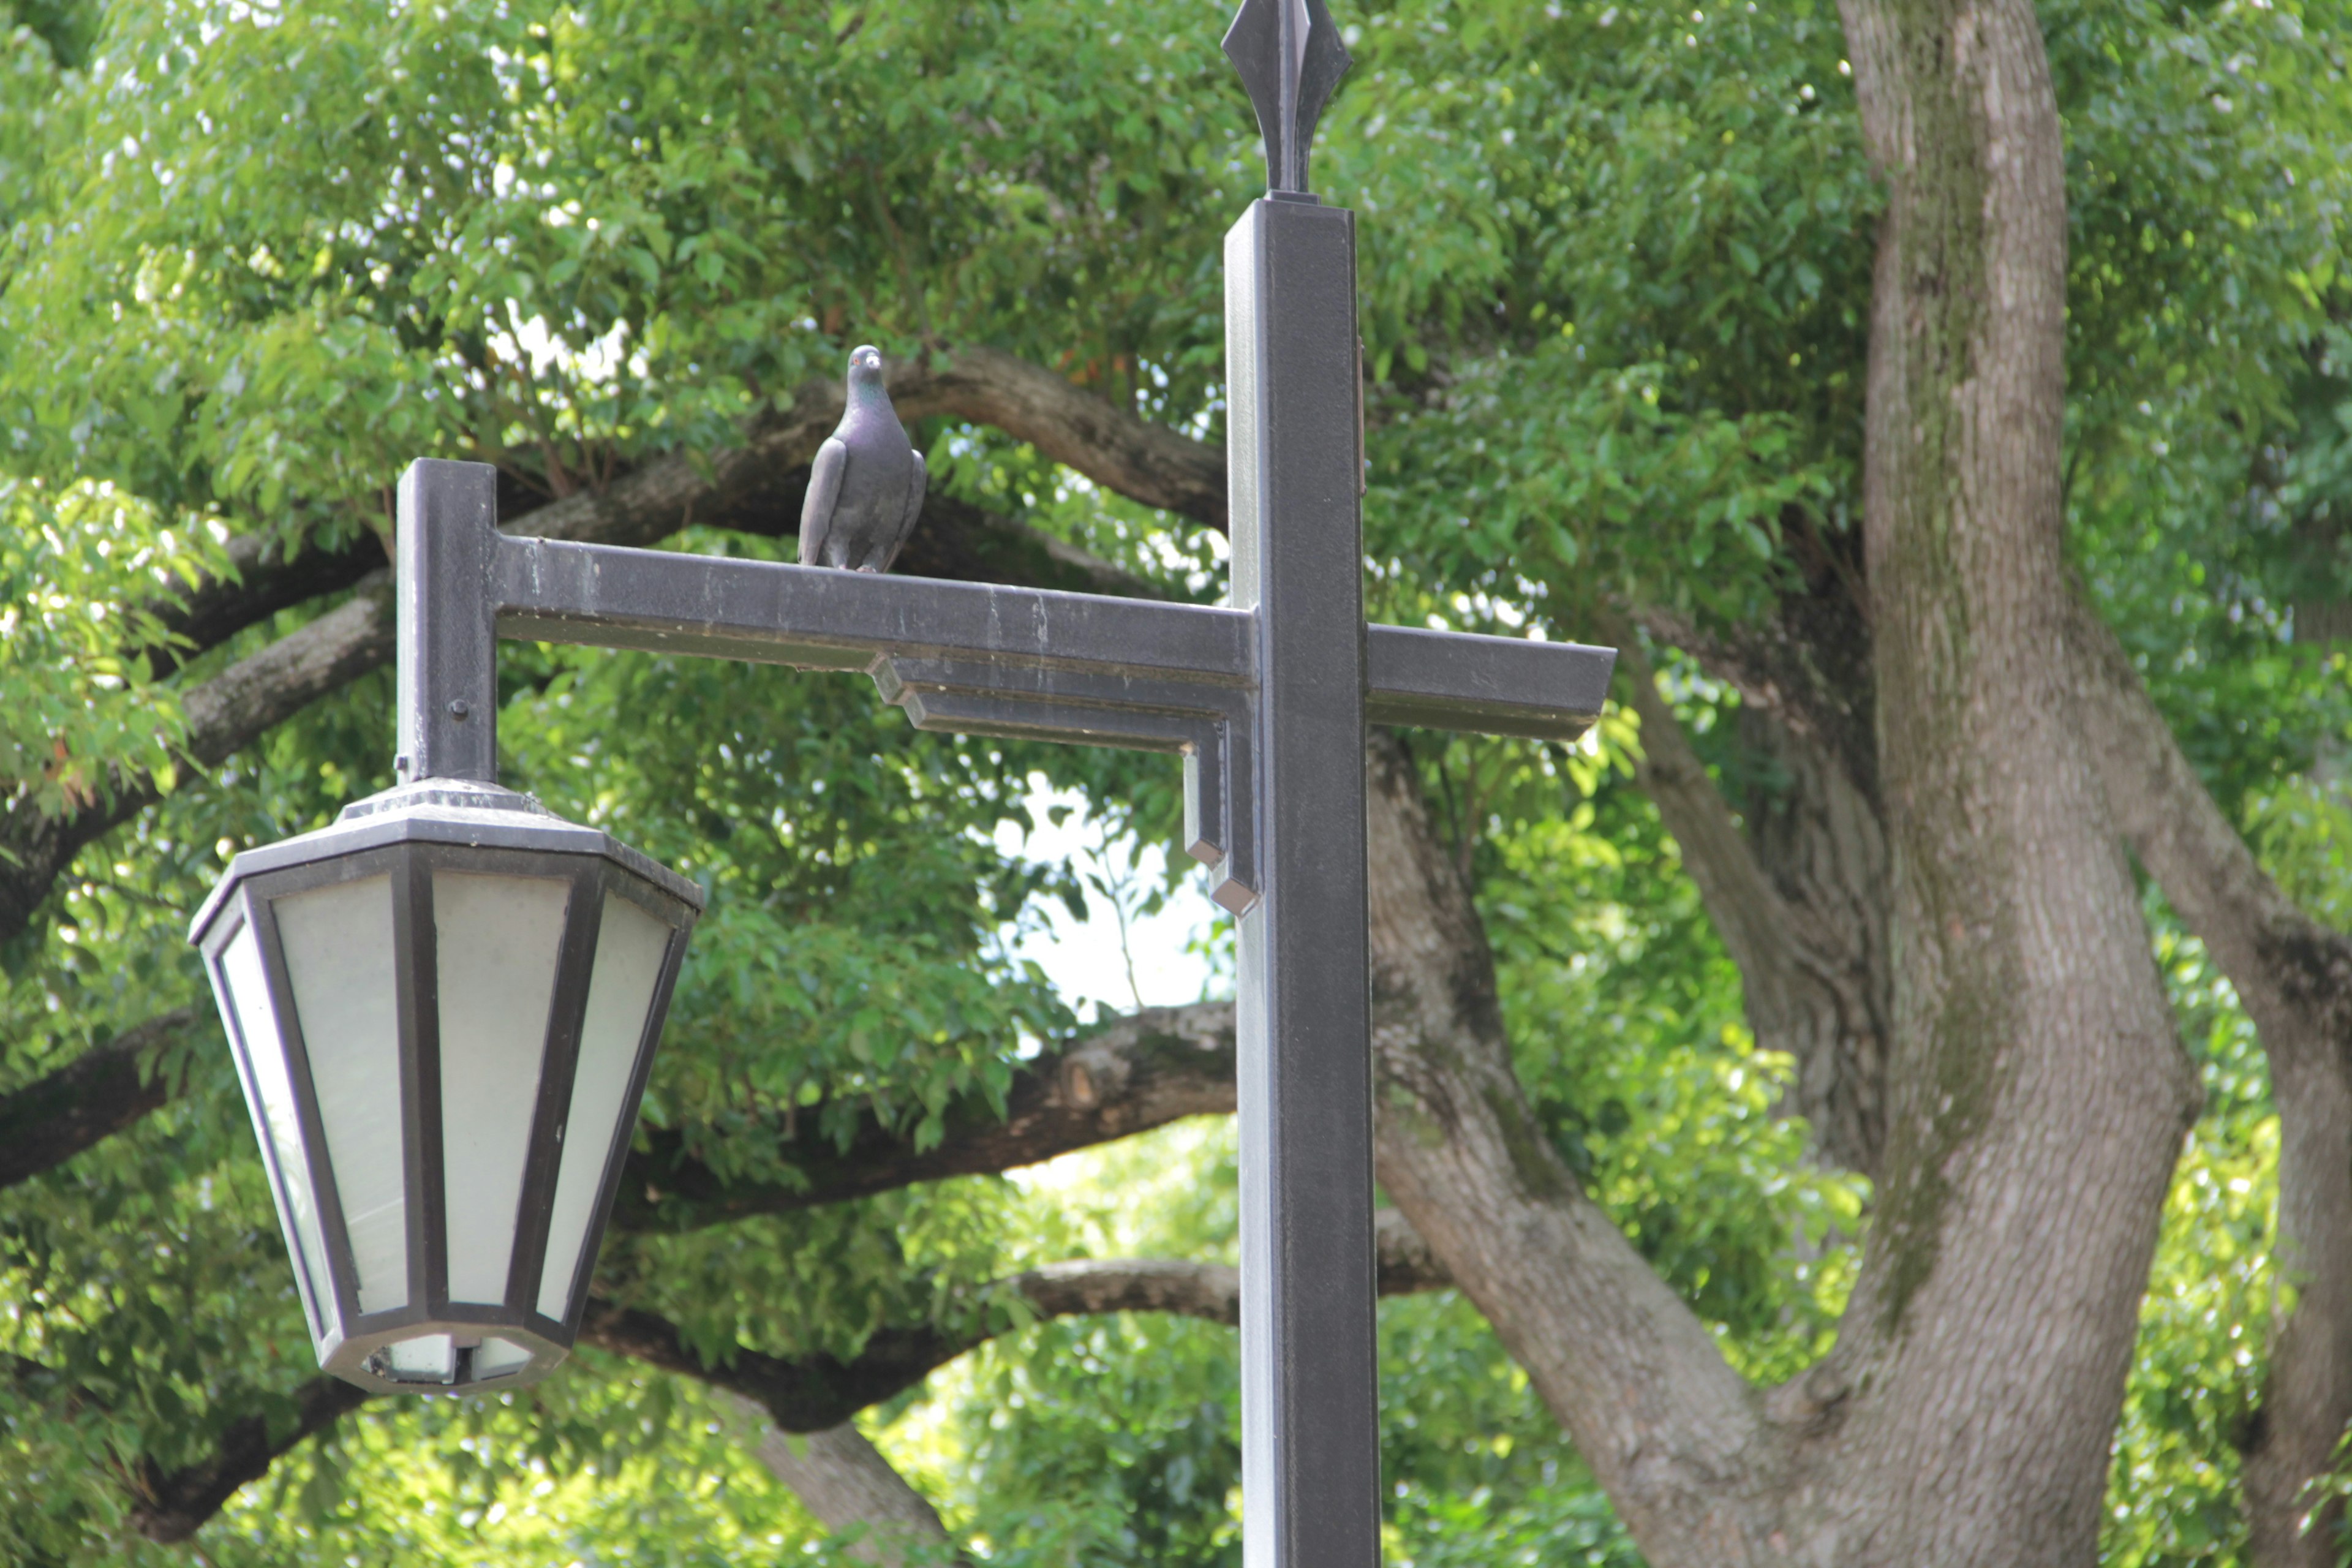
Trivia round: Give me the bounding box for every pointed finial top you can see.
[1221,0,1352,198]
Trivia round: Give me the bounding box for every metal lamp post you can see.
[190,0,1616,1556]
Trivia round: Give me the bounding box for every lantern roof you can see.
[190,779,703,948]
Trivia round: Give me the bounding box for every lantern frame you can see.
[189,779,701,1395]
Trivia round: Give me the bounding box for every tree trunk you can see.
[1809,1,2201,1561]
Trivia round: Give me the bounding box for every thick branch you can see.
[0,1008,195,1191]
[1631,570,1877,808]
[615,1002,1236,1231]
[2067,588,2352,1567]
[587,1221,1445,1434]
[126,1376,370,1544]
[148,531,386,680]
[140,341,1215,682]
[0,992,1223,1218]
[1611,633,1891,1174]
[119,1227,1441,1547]
[895,345,1227,530]
[733,1404,961,1566]
[1361,730,1776,1552]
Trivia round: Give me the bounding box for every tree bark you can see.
[1362,731,1792,1558]
[2067,589,2352,1567]
[0,1008,195,1191]
[615,1002,1236,1231]
[1809,2,2201,1561]
[733,1407,962,1567]
[1613,634,1894,1176]
[124,1375,371,1543]
[119,1235,1449,1544]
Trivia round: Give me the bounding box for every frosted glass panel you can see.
[277,876,407,1315]
[535,894,671,1320]
[384,1333,455,1384]
[217,925,332,1336]
[475,1336,533,1378]
[434,872,570,1304]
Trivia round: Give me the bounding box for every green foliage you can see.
[2103,919,2279,1568]
[0,478,225,814]
[2,0,2351,1559]
[1474,718,1864,1378]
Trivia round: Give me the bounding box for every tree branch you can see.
[116,1224,1443,1548]
[716,1204,1445,1568]
[1609,630,1891,1175]
[124,1375,370,1544]
[0,1008,197,1191]
[2067,587,2352,1567]
[136,339,1216,685]
[731,1403,962,1566]
[614,1001,1236,1231]
[1360,730,1775,1550]
[894,344,1227,531]
[586,1217,1446,1433]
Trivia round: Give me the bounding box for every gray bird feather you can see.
[798,345,928,573]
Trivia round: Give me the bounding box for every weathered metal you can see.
[459,489,1610,912]
[1223,0,1354,198]
[1225,192,1380,1568]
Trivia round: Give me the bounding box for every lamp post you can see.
[191,0,1616,1556]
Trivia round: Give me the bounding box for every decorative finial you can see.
[1221,0,1352,199]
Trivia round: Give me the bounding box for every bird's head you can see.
[845,344,887,399]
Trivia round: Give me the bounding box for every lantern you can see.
[187,779,701,1393]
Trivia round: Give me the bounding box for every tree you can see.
[2,0,2348,1563]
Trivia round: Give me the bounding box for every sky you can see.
[991,777,1226,1019]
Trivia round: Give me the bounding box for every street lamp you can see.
[184,23,1616,1566]
[187,777,700,1393]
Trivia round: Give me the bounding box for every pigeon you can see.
[797,344,928,573]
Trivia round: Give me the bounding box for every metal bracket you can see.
[870,656,1259,913]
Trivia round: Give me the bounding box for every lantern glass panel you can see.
[536,891,673,1319]
[433,870,570,1304]
[477,1336,533,1378]
[387,1334,456,1384]
[275,875,408,1314]
[217,924,331,1333]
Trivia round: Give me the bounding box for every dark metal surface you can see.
[1221,0,1352,197]
[875,655,1261,913]
[496,530,1255,684]
[397,461,500,784]
[1226,196,1380,1568]
[1365,624,1613,740]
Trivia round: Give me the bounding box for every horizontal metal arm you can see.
[491,534,1613,742]
[494,535,1254,685]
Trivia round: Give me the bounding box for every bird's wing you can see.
[883,447,928,572]
[799,437,848,566]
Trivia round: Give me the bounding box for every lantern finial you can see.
[1221,0,1352,198]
